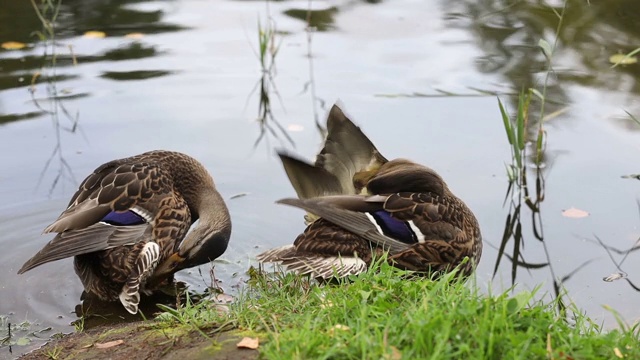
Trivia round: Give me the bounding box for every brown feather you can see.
[258,103,482,279]
[19,150,232,312]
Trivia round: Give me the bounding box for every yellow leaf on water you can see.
[1,41,27,50]
[287,124,304,132]
[84,31,106,39]
[95,339,124,349]
[561,207,589,218]
[236,337,259,349]
[125,32,144,39]
[610,53,637,65]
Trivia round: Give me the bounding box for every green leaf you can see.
[498,98,514,146]
[516,92,525,151]
[530,88,544,101]
[16,337,31,346]
[538,39,553,59]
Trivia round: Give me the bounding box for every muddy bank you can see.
[19,321,259,360]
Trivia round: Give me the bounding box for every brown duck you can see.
[257,104,482,278]
[18,150,232,314]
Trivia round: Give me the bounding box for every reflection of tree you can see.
[30,0,81,194]
[44,0,185,37]
[0,0,179,130]
[452,0,640,307]
[450,0,640,132]
[494,90,594,317]
[248,7,294,149]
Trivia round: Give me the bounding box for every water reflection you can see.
[448,0,640,315]
[0,111,44,126]
[450,0,640,131]
[100,69,174,81]
[43,0,186,37]
[250,11,294,148]
[597,202,640,292]
[0,0,183,94]
[74,282,206,331]
[283,7,338,32]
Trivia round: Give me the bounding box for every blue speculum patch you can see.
[102,210,146,226]
[370,210,417,244]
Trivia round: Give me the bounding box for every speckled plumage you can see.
[257,104,482,279]
[18,150,232,314]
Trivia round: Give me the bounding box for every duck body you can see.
[18,150,232,314]
[257,105,482,279]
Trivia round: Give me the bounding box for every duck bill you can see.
[153,253,185,278]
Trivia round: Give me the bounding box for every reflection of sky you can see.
[0,1,639,352]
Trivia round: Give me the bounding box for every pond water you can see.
[1,0,640,357]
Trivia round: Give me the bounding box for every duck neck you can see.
[178,189,232,269]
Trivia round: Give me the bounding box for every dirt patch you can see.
[19,321,259,360]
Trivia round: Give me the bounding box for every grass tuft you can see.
[157,262,640,359]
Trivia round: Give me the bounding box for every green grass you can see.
[155,263,640,359]
[44,346,62,360]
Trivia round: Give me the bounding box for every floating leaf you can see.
[621,174,640,180]
[84,31,106,39]
[95,339,124,349]
[16,337,31,346]
[124,32,144,39]
[236,337,259,349]
[603,271,627,282]
[230,192,249,199]
[562,207,589,218]
[1,41,26,50]
[609,53,637,65]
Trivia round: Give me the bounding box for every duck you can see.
[257,104,482,279]
[18,150,232,314]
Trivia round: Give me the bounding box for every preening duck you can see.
[18,150,232,314]
[257,104,482,279]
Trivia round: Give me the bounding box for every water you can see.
[1,0,640,357]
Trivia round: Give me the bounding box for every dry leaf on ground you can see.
[95,339,124,349]
[236,337,259,349]
[385,346,402,360]
[328,324,350,336]
[614,347,624,358]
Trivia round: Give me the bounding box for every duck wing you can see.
[315,104,387,189]
[257,219,373,278]
[276,196,409,253]
[382,192,481,274]
[277,104,387,200]
[18,158,179,274]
